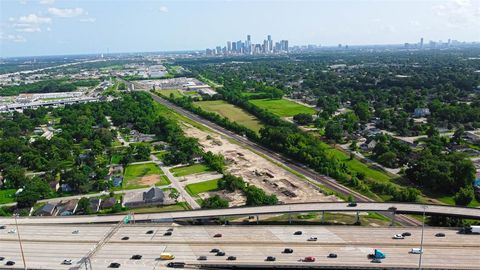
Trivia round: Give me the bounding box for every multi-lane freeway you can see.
[144,92,421,226]
[0,224,479,270]
[1,202,480,225]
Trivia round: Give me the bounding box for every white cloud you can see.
[159,6,168,12]
[18,0,27,4]
[432,0,480,28]
[10,14,51,33]
[39,0,55,4]
[48,7,84,18]
[0,33,27,43]
[80,18,96,23]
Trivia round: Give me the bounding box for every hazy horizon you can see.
[1,0,479,58]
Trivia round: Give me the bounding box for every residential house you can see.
[49,181,60,192]
[101,197,116,209]
[123,187,166,208]
[36,203,58,216]
[57,199,78,216]
[112,176,123,187]
[414,108,431,118]
[89,198,101,213]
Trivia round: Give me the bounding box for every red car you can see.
[304,256,315,262]
[214,233,222,238]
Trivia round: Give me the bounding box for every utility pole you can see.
[13,214,27,270]
[418,205,427,270]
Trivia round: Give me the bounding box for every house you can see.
[101,197,116,209]
[110,165,124,175]
[36,203,58,216]
[414,108,431,118]
[464,131,480,144]
[61,183,73,192]
[361,139,377,150]
[89,198,101,213]
[123,187,166,208]
[57,199,78,216]
[112,176,123,187]
[49,181,60,192]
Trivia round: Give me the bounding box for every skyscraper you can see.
[267,35,273,53]
[420,37,424,48]
[227,41,232,53]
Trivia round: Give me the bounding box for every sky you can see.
[0,0,479,57]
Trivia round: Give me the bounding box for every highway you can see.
[0,224,479,270]
[1,202,480,225]
[144,92,421,226]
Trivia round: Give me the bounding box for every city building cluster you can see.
[206,35,289,56]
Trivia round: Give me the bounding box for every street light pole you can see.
[13,214,27,270]
[418,205,427,270]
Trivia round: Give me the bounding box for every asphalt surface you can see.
[0,224,479,270]
[145,92,420,226]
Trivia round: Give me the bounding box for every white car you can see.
[8,229,16,234]
[62,259,72,265]
[410,248,423,254]
[392,234,404,239]
[307,236,318,241]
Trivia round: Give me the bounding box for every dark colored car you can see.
[121,236,129,240]
[197,255,207,261]
[216,251,226,256]
[214,233,222,238]
[435,233,446,237]
[402,232,412,237]
[227,256,237,261]
[304,256,315,262]
[0,225,6,229]
[388,206,398,212]
[164,231,172,236]
[131,255,142,260]
[5,261,15,266]
[210,248,220,253]
[328,253,338,258]
[167,262,185,268]
[266,256,276,261]
[348,202,357,207]
[167,228,174,232]
[371,259,382,263]
[294,231,302,235]
[146,230,154,234]
[283,248,294,254]
[109,262,121,268]
[0,257,4,261]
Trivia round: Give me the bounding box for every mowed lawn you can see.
[0,189,16,204]
[194,100,263,133]
[185,179,220,196]
[157,89,184,98]
[170,163,212,177]
[123,163,164,188]
[249,98,316,117]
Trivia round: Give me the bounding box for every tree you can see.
[77,197,91,215]
[293,113,313,125]
[454,186,474,206]
[203,151,225,173]
[377,151,397,168]
[452,127,465,144]
[325,121,343,142]
[201,195,229,209]
[353,102,371,122]
[349,140,358,152]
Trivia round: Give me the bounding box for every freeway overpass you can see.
[1,202,480,225]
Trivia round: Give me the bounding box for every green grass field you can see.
[123,163,163,188]
[153,150,168,161]
[170,163,211,177]
[157,89,184,98]
[185,179,220,196]
[249,98,316,117]
[194,100,263,132]
[0,189,16,204]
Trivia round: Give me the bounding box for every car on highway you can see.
[294,231,302,235]
[210,248,220,253]
[131,255,142,260]
[160,253,175,260]
[109,262,120,268]
[213,233,222,238]
[72,230,79,234]
[62,259,72,265]
[266,256,276,261]
[392,234,405,239]
[0,257,4,261]
[348,202,357,207]
[307,236,318,241]
[410,248,423,254]
[402,232,412,237]
[371,258,382,263]
[283,248,293,253]
[435,233,446,237]
[167,262,185,268]
[5,261,15,266]
[197,255,207,261]
[216,251,226,256]
[0,225,6,229]
[167,228,174,232]
[146,230,154,234]
[227,256,237,261]
[164,231,172,236]
[121,236,129,240]
[328,253,338,258]
[304,256,315,262]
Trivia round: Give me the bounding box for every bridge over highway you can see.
[1,202,479,225]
